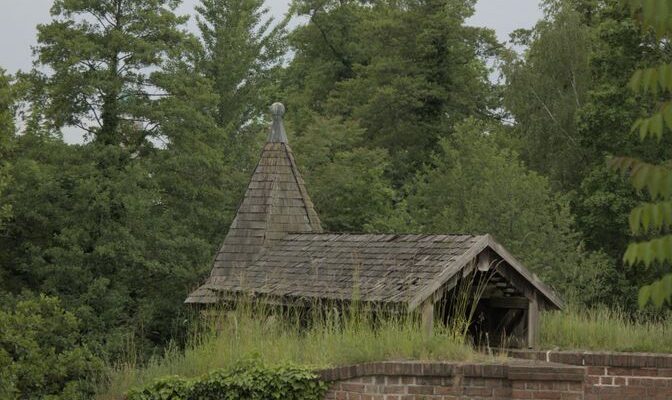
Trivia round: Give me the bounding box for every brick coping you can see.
[314,360,585,383]
[504,348,672,368]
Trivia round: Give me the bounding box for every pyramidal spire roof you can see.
[186,103,322,303]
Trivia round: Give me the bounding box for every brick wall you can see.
[507,350,672,399]
[316,361,585,400]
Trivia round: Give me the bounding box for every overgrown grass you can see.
[99,302,672,399]
[539,307,672,353]
[98,301,479,400]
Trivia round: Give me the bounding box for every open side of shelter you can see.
[186,103,564,348]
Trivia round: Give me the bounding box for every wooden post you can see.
[527,292,539,349]
[421,300,434,337]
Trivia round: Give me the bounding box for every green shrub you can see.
[126,361,327,400]
[125,377,190,400]
[0,294,104,399]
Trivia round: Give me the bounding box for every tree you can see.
[195,0,287,133]
[3,0,292,361]
[502,0,672,308]
[610,0,672,308]
[3,0,210,357]
[503,0,592,190]
[283,0,498,184]
[292,116,394,232]
[374,119,618,305]
[35,0,194,148]
[154,0,293,247]
[0,69,13,228]
[0,295,103,399]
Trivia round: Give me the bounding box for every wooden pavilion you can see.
[186,103,564,348]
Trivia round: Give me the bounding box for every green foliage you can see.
[195,0,287,132]
[127,361,327,400]
[608,0,672,308]
[35,0,196,146]
[374,119,609,301]
[293,116,394,231]
[2,0,283,367]
[283,0,498,184]
[503,0,672,309]
[503,1,592,189]
[0,68,13,228]
[0,294,104,399]
[1,136,200,357]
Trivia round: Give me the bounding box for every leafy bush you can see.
[0,294,104,399]
[126,361,327,400]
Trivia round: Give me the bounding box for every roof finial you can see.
[268,102,288,143]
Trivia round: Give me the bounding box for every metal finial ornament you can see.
[268,102,288,143]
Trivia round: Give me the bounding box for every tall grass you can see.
[539,307,672,353]
[99,298,672,399]
[98,300,478,400]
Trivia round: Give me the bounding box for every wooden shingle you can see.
[186,103,563,312]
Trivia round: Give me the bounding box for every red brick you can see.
[599,376,614,386]
[399,376,414,384]
[586,376,600,385]
[486,378,505,388]
[380,385,405,394]
[632,368,659,376]
[385,377,400,385]
[530,390,561,399]
[316,358,672,400]
[464,386,492,396]
[511,389,533,399]
[341,383,366,393]
[433,386,456,395]
[407,385,433,395]
[586,367,605,376]
[607,367,632,376]
[416,376,443,386]
[493,387,512,396]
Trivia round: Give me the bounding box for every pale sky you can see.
[0,0,543,74]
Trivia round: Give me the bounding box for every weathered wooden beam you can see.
[527,292,539,349]
[477,250,493,272]
[421,300,434,337]
[495,263,535,301]
[485,236,564,309]
[485,297,528,309]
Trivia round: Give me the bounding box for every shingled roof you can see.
[186,103,563,311]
